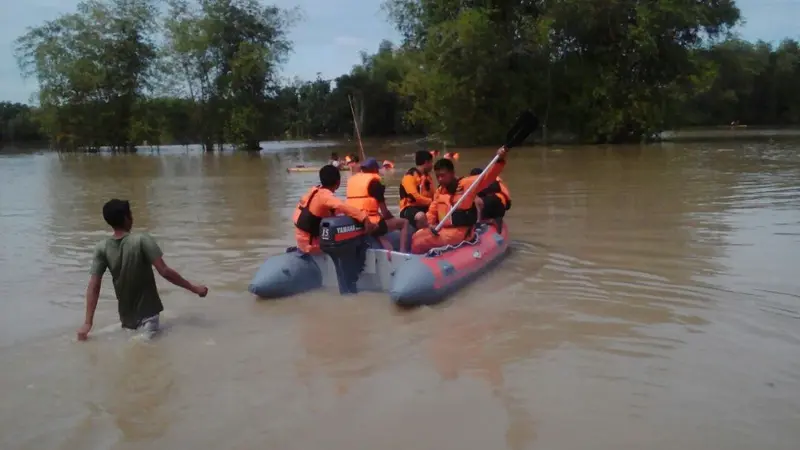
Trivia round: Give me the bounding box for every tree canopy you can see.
[2,0,800,150]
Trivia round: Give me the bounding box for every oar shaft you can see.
[434,153,501,233]
[348,95,366,161]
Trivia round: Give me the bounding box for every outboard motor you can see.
[319,216,368,294]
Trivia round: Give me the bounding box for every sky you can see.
[1,0,799,104]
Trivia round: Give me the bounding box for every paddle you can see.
[347,94,366,161]
[433,111,539,234]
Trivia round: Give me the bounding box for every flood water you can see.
[1,140,800,450]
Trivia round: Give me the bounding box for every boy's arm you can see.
[77,244,107,340]
[143,233,208,297]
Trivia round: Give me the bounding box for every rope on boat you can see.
[424,224,489,257]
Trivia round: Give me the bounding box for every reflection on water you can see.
[1,140,800,449]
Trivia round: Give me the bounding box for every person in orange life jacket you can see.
[443,151,459,160]
[346,157,410,253]
[410,147,508,254]
[294,165,377,254]
[469,167,512,220]
[399,150,435,229]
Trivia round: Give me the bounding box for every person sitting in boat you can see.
[294,165,377,254]
[410,147,508,254]
[346,158,410,253]
[346,154,360,173]
[329,152,341,168]
[469,167,511,221]
[398,150,435,229]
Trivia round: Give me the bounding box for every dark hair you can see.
[331,152,339,159]
[348,154,360,163]
[319,164,341,187]
[102,199,131,229]
[469,167,483,176]
[414,150,433,166]
[433,158,454,172]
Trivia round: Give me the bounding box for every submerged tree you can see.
[15,0,159,151]
[0,102,45,144]
[384,0,741,144]
[163,0,296,151]
[7,0,800,149]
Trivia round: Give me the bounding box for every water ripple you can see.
[2,143,800,449]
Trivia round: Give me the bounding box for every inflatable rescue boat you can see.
[248,215,509,307]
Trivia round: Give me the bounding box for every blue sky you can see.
[1,0,798,104]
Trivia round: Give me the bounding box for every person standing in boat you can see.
[346,158,410,253]
[410,147,508,254]
[398,150,435,229]
[77,199,208,341]
[469,167,512,222]
[345,154,361,173]
[294,165,377,254]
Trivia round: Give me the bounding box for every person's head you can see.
[433,158,456,187]
[330,152,339,161]
[102,198,133,231]
[361,157,380,173]
[414,150,434,173]
[319,164,341,190]
[469,167,483,176]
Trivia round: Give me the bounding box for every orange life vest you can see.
[399,167,434,210]
[478,177,512,210]
[433,176,480,228]
[293,186,336,237]
[346,172,382,219]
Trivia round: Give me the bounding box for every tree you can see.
[15,0,159,151]
[384,0,742,143]
[0,102,46,144]
[7,0,800,149]
[163,0,296,151]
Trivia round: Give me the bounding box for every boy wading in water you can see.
[77,199,208,341]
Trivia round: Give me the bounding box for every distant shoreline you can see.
[4,127,800,153]
[658,127,800,142]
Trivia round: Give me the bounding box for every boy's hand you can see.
[192,285,209,297]
[77,322,92,341]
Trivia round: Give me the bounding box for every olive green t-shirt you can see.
[90,232,164,329]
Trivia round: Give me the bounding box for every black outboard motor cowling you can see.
[319,216,368,294]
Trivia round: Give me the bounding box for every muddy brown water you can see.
[1,141,800,450]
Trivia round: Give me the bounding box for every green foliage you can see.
[6,0,800,149]
[0,102,46,143]
[14,0,159,150]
